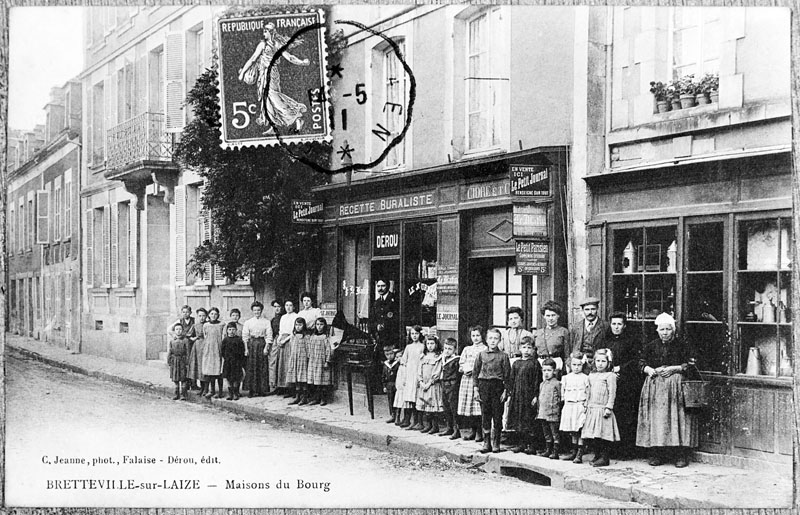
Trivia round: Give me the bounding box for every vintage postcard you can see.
[3,2,796,510]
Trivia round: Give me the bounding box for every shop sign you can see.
[436,303,459,331]
[320,302,337,324]
[510,164,551,197]
[460,179,511,203]
[436,271,459,295]
[373,224,401,257]
[513,204,548,238]
[338,192,436,219]
[515,240,549,275]
[292,200,325,224]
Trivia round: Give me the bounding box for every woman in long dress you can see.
[238,22,310,132]
[201,307,225,399]
[636,312,698,468]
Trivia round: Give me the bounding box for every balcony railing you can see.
[106,112,173,171]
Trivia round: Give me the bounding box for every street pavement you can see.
[6,348,640,508]
[4,333,793,509]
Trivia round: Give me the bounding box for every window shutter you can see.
[212,219,226,285]
[27,191,35,249]
[19,198,24,252]
[54,181,61,242]
[135,55,147,116]
[175,186,186,285]
[85,209,94,288]
[129,204,138,285]
[102,207,111,286]
[10,205,15,255]
[36,190,49,244]
[110,203,119,287]
[164,32,185,132]
[202,212,212,282]
[64,170,72,240]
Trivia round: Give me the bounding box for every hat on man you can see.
[580,296,600,307]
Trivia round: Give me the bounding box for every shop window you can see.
[341,227,371,325]
[684,220,727,373]
[492,265,522,327]
[611,224,678,342]
[404,221,437,328]
[737,217,792,377]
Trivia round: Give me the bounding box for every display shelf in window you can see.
[611,224,677,326]
[404,221,438,328]
[736,217,792,377]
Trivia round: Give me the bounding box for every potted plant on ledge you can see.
[668,80,681,110]
[700,72,720,103]
[649,81,670,113]
[678,74,697,108]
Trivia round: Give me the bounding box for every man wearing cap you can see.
[568,297,609,372]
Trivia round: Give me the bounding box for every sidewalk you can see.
[5,334,793,509]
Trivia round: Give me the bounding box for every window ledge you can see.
[113,286,137,297]
[180,284,211,294]
[459,147,507,161]
[89,287,110,296]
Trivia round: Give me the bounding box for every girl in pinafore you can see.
[202,307,225,399]
[560,352,591,463]
[456,326,487,441]
[306,318,333,406]
[392,345,406,425]
[416,335,444,434]
[581,348,620,467]
[399,326,426,429]
[286,317,310,405]
[168,323,191,401]
[187,308,207,396]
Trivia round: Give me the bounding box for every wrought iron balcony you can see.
[106,112,173,171]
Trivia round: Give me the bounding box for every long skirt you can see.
[273,340,291,388]
[243,337,270,394]
[636,373,698,448]
[457,374,482,416]
[187,339,205,381]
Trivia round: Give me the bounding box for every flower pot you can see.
[656,100,670,113]
[696,93,711,105]
[709,90,719,103]
[670,99,682,111]
[679,94,696,109]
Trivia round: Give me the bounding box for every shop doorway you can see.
[466,258,538,332]
[370,258,401,346]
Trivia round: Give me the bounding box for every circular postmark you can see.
[265,19,416,175]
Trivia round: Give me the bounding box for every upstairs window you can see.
[671,7,721,80]
[383,40,406,168]
[466,8,509,152]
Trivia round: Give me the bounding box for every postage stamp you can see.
[216,11,330,149]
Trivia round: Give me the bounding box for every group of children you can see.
[167,303,334,406]
[381,325,620,466]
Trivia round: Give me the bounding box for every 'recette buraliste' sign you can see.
[216,12,330,149]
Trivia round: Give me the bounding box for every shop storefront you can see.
[315,148,569,390]
[587,152,793,463]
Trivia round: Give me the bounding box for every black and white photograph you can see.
[3,3,796,510]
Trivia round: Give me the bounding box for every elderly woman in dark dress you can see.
[605,312,643,459]
[636,312,698,468]
[534,300,570,376]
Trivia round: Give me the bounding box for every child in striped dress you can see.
[582,348,620,467]
[560,352,591,463]
[306,317,333,406]
[416,335,444,434]
[456,326,487,441]
[399,326,425,429]
[286,317,310,405]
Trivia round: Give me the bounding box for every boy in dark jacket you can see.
[439,338,462,437]
[382,345,400,423]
